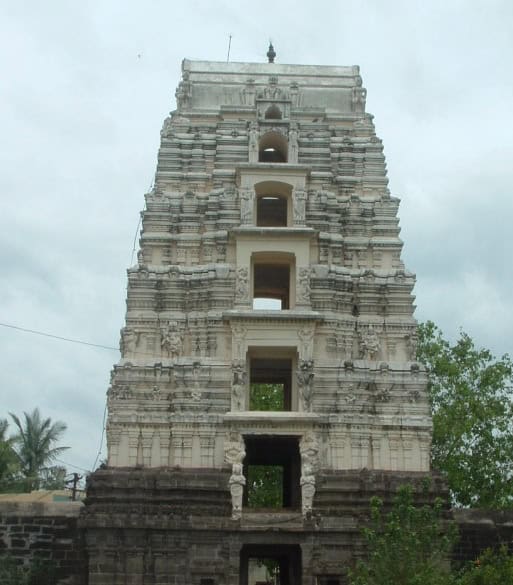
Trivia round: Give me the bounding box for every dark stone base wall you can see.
[80,468,451,585]
[2,469,512,584]
[0,501,86,584]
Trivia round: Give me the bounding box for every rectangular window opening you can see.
[250,358,291,411]
[257,196,288,227]
[253,263,290,310]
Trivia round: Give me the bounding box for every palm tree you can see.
[9,408,68,491]
[0,419,20,490]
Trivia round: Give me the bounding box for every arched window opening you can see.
[265,105,282,120]
[258,132,288,163]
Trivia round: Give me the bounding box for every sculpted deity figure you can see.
[297,359,314,411]
[229,462,246,520]
[300,463,316,516]
[298,327,315,361]
[361,325,380,360]
[161,322,183,360]
[231,324,246,361]
[299,432,319,516]
[404,332,418,361]
[248,122,259,163]
[121,328,140,357]
[231,360,246,411]
[288,123,299,163]
[297,267,311,304]
[235,268,249,302]
[240,188,254,224]
[293,189,307,224]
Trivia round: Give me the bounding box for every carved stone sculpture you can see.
[360,325,380,360]
[231,360,246,411]
[297,360,314,411]
[229,463,246,520]
[299,432,319,516]
[240,188,254,224]
[161,322,183,360]
[293,189,307,224]
[235,268,249,303]
[248,122,259,163]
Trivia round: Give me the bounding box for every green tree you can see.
[9,409,68,492]
[249,382,285,410]
[417,322,513,508]
[456,546,513,585]
[0,419,21,492]
[349,484,457,585]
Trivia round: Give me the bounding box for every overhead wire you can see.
[0,322,119,352]
[0,321,174,358]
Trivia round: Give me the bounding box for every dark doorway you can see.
[240,544,302,585]
[243,436,300,510]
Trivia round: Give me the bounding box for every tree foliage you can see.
[417,322,513,508]
[0,419,22,492]
[249,382,285,410]
[8,408,68,492]
[456,546,513,585]
[349,484,457,585]
[0,554,57,585]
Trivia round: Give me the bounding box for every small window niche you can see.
[259,131,288,163]
[265,105,282,120]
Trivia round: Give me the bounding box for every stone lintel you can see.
[223,309,322,322]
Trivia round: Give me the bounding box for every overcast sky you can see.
[1,0,512,477]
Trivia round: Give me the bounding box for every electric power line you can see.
[0,322,119,352]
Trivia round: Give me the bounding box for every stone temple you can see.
[83,50,438,584]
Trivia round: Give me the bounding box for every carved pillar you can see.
[235,267,250,308]
[296,266,311,308]
[239,187,255,225]
[248,121,259,163]
[300,432,319,517]
[297,359,314,412]
[224,433,246,520]
[293,188,307,225]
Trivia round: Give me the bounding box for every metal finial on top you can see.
[267,42,276,63]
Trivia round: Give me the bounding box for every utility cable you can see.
[0,322,119,352]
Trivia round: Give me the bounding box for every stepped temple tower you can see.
[83,53,439,585]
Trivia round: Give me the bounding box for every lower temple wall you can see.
[0,500,86,584]
[1,469,512,584]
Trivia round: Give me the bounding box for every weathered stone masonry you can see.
[76,56,513,584]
